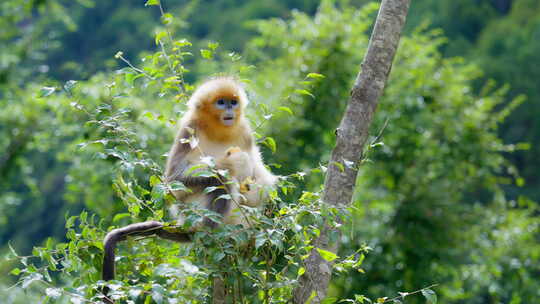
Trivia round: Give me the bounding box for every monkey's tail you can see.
[101,221,191,303]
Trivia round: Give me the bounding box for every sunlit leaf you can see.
[145,0,160,6]
[263,137,277,153]
[316,248,338,262]
[39,86,56,97]
[306,72,325,79]
[45,287,62,299]
[421,289,437,304]
[155,31,167,45]
[113,213,130,222]
[295,89,314,98]
[63,80,77,92]
[200,49,213,59]
[278,106,293,115]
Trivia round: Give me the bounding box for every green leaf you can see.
[152,184,167,200]
[306,72,325,79]
[203,186,220,194]
[170,181,189,192]
[22,273,43,289]
[113,213,130,222]
[164,76,180,84]
[333,161,345,172]
[278,106,293,115]
[45,287,62,299]
[46,237,54,250]
[216,194,232,201]
[354,295,369,303]
[151,284,165,304]
[149,175,161,187]
[213,252,226,262]
[63,80,77,92]
[208,42,219,50]
[192,170,215,178]
[295,89,314,98]
[161,13,173,25]
[175,39,192,47]
[316,248,339,262]
[155,31,167,45]
[185,164,206,176]
[421,289,437,304]
[306,291,317,304]
[125,72,136,86]
[200,49,213,59]
[10,268,21,276]
[251,236,264,250]
[145,0,160,6]
[297,267,305,276]
[263,137,277,153]
[129,287,143,300]
[65,216,77,229]
[322,298,337,304]
[39,86,56,97]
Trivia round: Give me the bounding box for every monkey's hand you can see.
[239,176,254,193]
[217,147,254,182]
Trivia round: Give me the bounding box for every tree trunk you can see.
[292,0,411,303]
[212,277,226,304]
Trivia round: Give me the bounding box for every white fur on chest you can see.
[189,134,251,163]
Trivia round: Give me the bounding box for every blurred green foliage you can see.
[1,0,539,303]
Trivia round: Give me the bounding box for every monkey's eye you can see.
[217,99,225,106]
[231,99,238,106]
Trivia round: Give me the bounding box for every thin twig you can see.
[382,284,439,303]
[157,1,187,94]
[117,55,154,79]
[370,117,390,146]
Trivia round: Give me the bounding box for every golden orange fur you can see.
[193,107,243,143]
[189,77,248,143]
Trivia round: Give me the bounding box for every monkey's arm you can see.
[102,221,192,281]
[165,125,224,196]
[165,126,193,185]
[165,126,233,228]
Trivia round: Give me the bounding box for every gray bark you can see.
[212,277,226,304]
[292,0,411,303]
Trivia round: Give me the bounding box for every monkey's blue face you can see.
[215,98,239,126]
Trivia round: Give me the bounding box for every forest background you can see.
[1,0,539,303]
